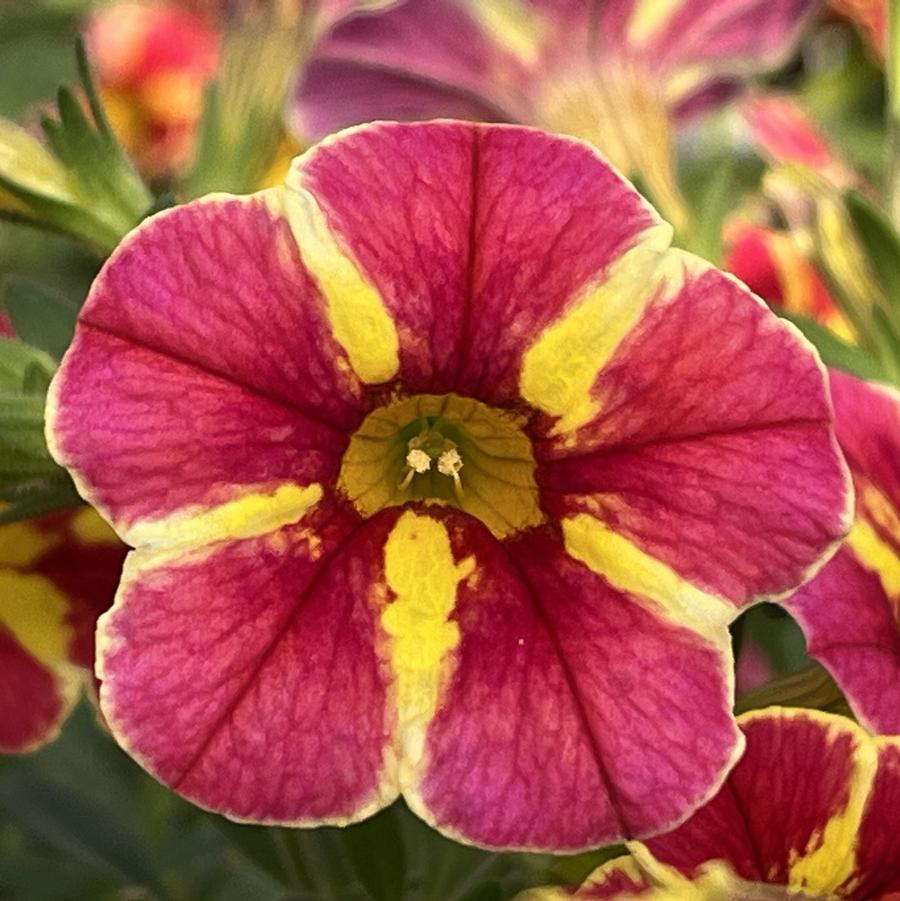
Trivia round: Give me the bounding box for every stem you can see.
[886,0,900,226]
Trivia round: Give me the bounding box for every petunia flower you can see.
[0,509,126,753]
[87,1,219,179]
[741,93,858,191]
[784,371,900,735]
[724,218,850,339]
[47,121,850,849]
[290,0,821,229]
[725,94,863,339]
[518,707,900,899]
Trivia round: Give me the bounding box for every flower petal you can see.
[628,0,819,79]
[0,510,124,753]
[292,121,667,400]
[640,709,875,893]
[404,512,741,850]
[535,257,850,607]
[293,0,521,142]
[786,370,900,733]
[97,496,399,824]
[48,193,371,540]
[842,740,900,895]
[0,627,77,754]
[525,709,900,899]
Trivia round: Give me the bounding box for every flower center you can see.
[339,394,544,538]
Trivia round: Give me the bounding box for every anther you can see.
[437,448,464,499]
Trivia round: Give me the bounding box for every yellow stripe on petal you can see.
[519,235,673,438]
[271,185,400,385]
[464,0,544,63]
[788,731,877,893]
[627,0,676,47]
[848,518,900,599]
[561,514,733,633]
[0,571,72,668]
[125,482,323,552]
[0,520,60,568]
[383,511,473,782]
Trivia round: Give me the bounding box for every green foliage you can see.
[0,336,82,522]
[0,707,612,901]
[0,40,152,253]
[3,277,79,360]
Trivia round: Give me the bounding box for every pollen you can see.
[406,448,432,474]
[437,447,463,478]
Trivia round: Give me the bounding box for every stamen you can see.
[437,448,464,500]
[406,448,432,474]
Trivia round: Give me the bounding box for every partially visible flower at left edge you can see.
[785,371,900,735]
[0,510,126,753]
[518,708,900,899]
[46,121,850,849]
[290,0,821,229]
[1,320,127,752]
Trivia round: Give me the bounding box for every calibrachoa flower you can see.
[742,93,858,191]
[724,218,849,338]
[48,121,850,849]
[290,0,821,228]
[726,94,859,338]
[87,1,219,179]
[520,707,900,899]
[0,509,125,753]
[785,371,900,735]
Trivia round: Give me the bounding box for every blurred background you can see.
[0,0,891,897]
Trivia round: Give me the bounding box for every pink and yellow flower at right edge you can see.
[290,0,822,229]
[785,371,900,736]
[519,707,900,899]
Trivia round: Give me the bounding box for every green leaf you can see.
[735,663,853,717]
[777,310,887,381]
[3,277,78,359]
[0,473,83,521]
[845,190,900,307]
[0,336,56,390]
[0,771,166,896]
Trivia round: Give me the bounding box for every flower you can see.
[47,121,850,849]
[724,219,850,338]
[0,509,125,753]
[87,1,219,179]
[742,93,858,191]
[519,707,900,899]
[784,370,900,734]
[725,93,865,339]
[290,0,820,228]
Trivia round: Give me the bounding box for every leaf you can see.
[734,663,853,717]
[3,277,78,359]
[0,336,56,390]
[845,190,900,302]
[0,473,84,522]
[0,770,166,896]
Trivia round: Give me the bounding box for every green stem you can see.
[886,0,900,226]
